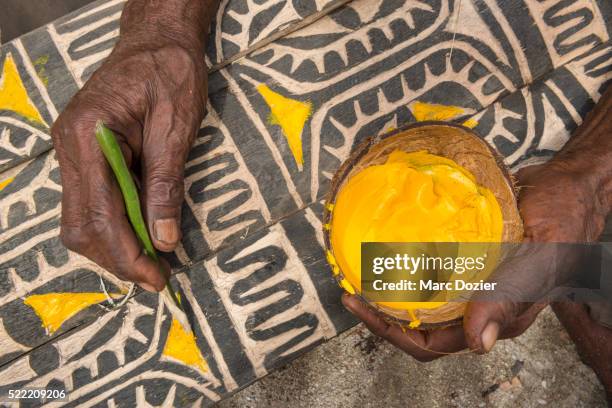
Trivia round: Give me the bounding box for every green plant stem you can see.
[94,121,183,310]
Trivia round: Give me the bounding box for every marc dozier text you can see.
[369,253,497,292]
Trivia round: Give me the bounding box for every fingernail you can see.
[341,294,359,315]
[481,321,500,353]
[154,218,179,245]
[138,282,158,292]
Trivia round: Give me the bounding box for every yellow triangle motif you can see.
[161,293,207,373]
[257,84,312,169]
[411,101,465,122]
[162,317,209,373]
[25,293,118,334]
[462,118,479,128]
[0,53,45,125]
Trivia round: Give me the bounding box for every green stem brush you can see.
[95,121,192,333]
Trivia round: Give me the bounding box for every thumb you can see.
[142,109,197,252]
[464,300,547,354]
[463,241,562,353]
[463,301,515,354]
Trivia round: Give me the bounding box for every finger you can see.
[93,219,168,292]
[52,121,83,232]
[342,294,466,361]
[59,172,168,291]
[464,300,547,354]
[464,242,560,353]
[81,204,169,292]
[141,104,197,252]
[81,142,167,291]
[54,101,138,232]
[463,301,515,353]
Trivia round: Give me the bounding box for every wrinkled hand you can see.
[342,156,609,361]
[518,160,607,243]
[52,36,207,291]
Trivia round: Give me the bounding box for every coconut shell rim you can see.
[322,121,524,330]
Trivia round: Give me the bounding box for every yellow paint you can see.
[257,84,312,168]
[326,250,337,267]
[161,293,208,373]
[462,118,478,128]
[412,101,465,122]
[407,309,421,329]
[0,177,14,191]
[0,54,45,125]
[339,278,355,295]
[330,150,503,315]
[162,318,208,373]
[34,55,49,88]
[332,266,340,276]
[25,293,119,334]
[326,250,342,276]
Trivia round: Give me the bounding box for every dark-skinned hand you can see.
[51,0,213,291]
[342,150,610,361]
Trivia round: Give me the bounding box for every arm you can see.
[119,0,215,52]
[519,84,611,243]
[52,0,219,291]
[557,84,612,185]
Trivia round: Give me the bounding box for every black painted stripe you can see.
[280,208,358,333]
[186,262,257,387]
[20,26,80,113]
[549,65,595,119]
[496,0,554,81]
[209,80,302,220]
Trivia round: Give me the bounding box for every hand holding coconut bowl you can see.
[324,86,612,390]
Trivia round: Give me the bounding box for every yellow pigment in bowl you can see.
[330,150,503,312]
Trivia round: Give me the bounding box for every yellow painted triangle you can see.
[24,292,119,334]
[257,84,312,169]
[462,118,479,128]
[411,101,465,122]
[0,53,45,125]
[162,317,209,373]
[162,292,208,373]
[0,177,13,191]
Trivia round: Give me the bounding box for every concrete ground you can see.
[219,307,606,407]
